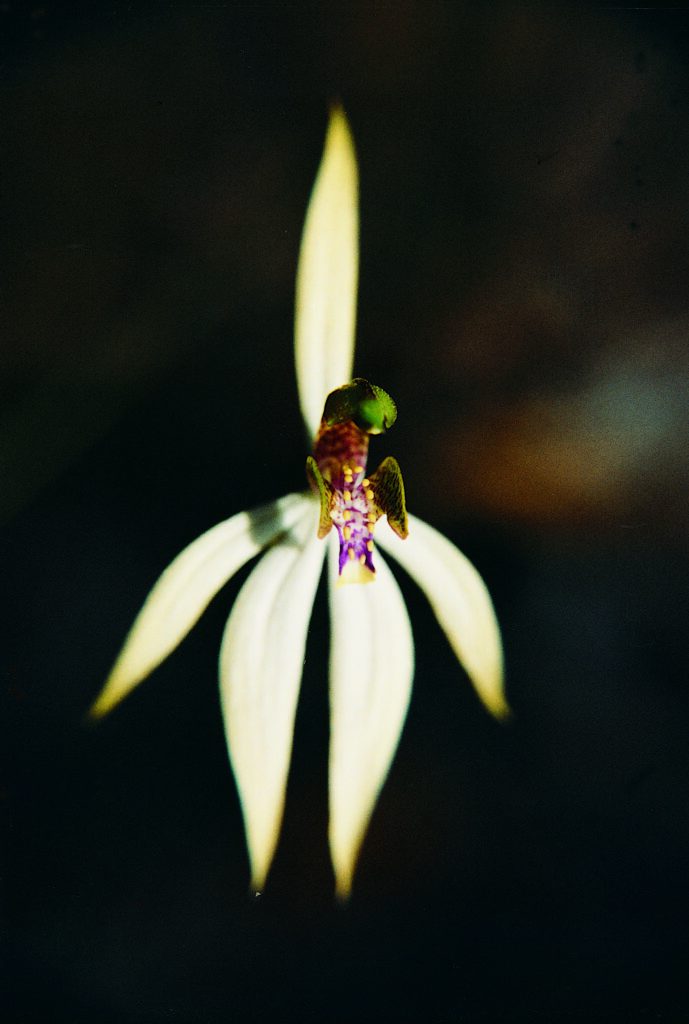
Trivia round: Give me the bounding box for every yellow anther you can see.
[362,478,370,486]
[343,489,352,502]
[343,526,351,540]
[359,553,366,564]
[366,540,374,552]
[343,509,351,521]
[365,489,374,501]
[354,465,364,473]
[348,547,355,561]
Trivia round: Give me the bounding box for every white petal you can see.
[295,106,358,439]
[327,539,414,899]
[219,500,325,892]
[90,493,311,719]
[377,514,508,720]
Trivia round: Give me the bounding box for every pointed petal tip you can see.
[328,99,346,120]
[487,693,512,723]
[249,872,267,898]
[326,102,355,151]
[330,835,358,902]
[245,840,276,899]
[474,647,510,722]
[467,663,510,723]
[86,700,106,724]
[83,707,102,728]
[87,668,127,722]
[476,655,511,722]
[334,872,353,903]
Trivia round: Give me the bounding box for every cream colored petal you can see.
[377,514,508,720]
[295,106,358,439]
[328,540,414,899]
[219,500,325,892]
[89,493,311,719]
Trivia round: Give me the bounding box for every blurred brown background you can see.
[3,2,689,1021]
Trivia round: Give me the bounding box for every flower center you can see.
[305,380,409,584]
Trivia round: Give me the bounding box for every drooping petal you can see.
[219,499,325,892]
[295,106,358,439]
[377,514,508,720]
[89,493,311,719]
[327,538,414,899]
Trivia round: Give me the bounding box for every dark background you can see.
[3,1,689,1020]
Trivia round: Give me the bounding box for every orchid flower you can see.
[90,108,507,899]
